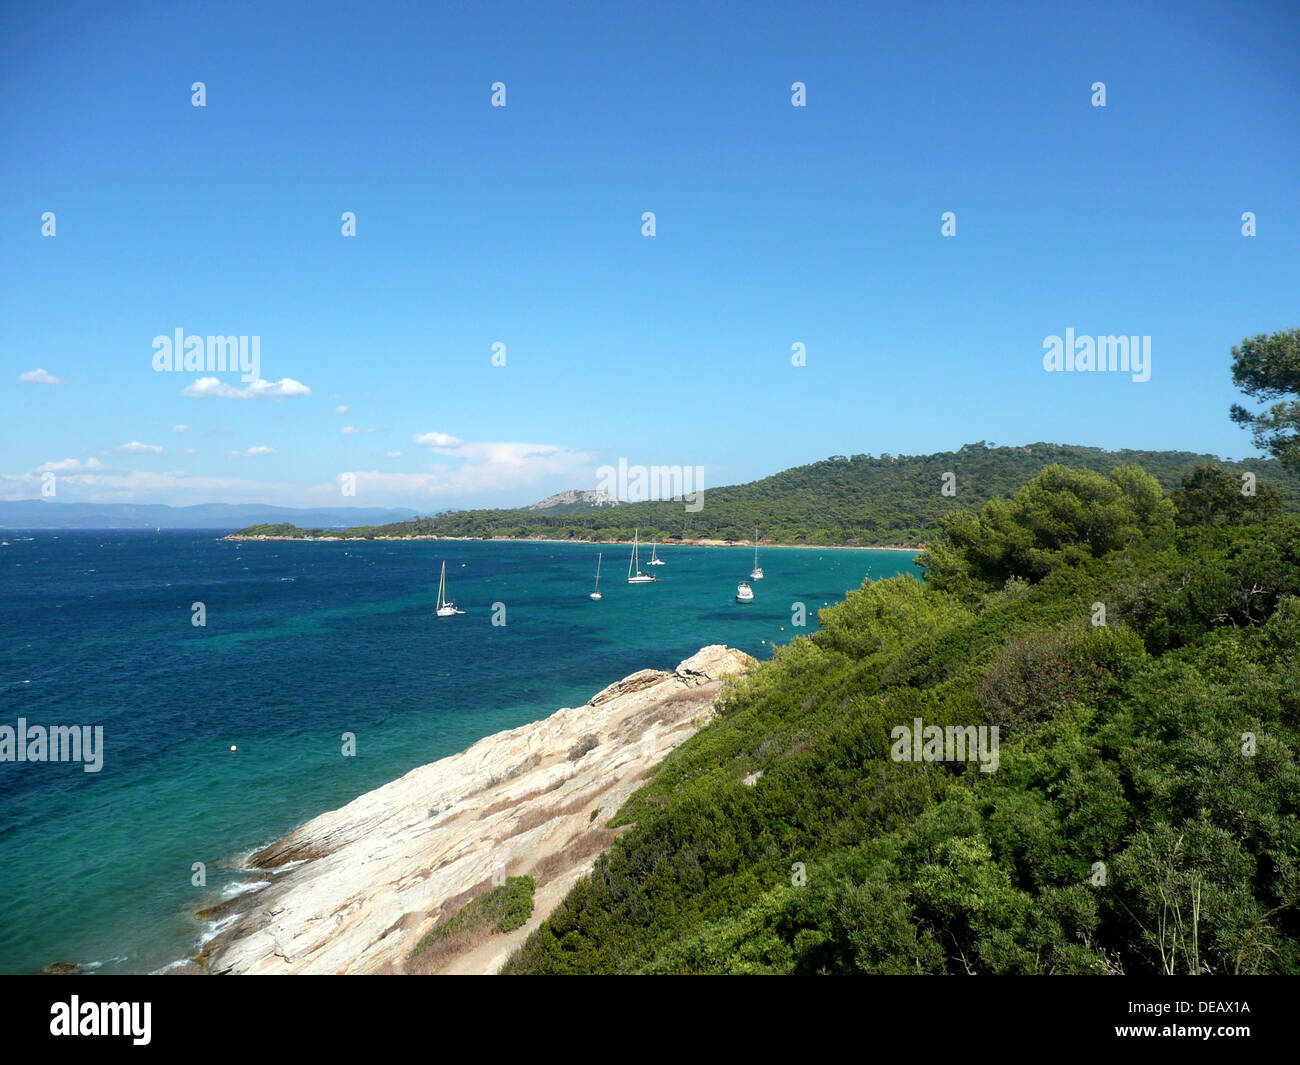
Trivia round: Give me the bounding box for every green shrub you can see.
[503,471,1300,975]
[409,876,535,959]
[568,735,599,761]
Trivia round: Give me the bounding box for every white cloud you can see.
[0,468,316,506]
[172,424,188,433]
[36,457,103,473]
[406,434,593,496]
[335,436,595,502]
[333,405,350,414]
[449,441,565,467]
[19,368,66,385]
[6,432,592,509]
[181,377,311,400]
[118,441,165,454]
[413,431,464,449]
[342,426,379,435]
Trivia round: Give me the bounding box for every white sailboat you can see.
[589,552,603,600]
[647,542,664,566]
[627,528,658,583]
[750,529,764,580]
[435,560,465,616]
[736,580,754,603]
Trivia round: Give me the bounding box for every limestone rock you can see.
[202,645,755,975]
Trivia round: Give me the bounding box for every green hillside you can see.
[502,463,1300,975]
[231,441,1300,545]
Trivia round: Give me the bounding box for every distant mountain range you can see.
[224,442,1300,546]
[0,501,418,530]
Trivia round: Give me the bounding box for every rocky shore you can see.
[196,644,755,975]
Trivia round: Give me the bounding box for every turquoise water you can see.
[0,531,919,974]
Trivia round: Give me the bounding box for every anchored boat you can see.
[435,560,465,616]
[627,528,660,584]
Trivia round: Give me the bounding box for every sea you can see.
[0,530,919,975]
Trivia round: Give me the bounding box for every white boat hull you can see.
[627,529,659,583]
[435,560,463,616]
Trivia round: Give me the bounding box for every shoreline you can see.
[223,533,923,552]
[188,644,757,975]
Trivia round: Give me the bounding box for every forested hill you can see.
[503,464,1300,975]
[229,442,1300,545]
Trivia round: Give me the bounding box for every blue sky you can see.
[2,0,1297,509]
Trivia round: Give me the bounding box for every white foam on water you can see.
[198,912,242,948]
[220,879,271,899]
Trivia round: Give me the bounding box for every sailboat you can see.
[589,553,603,600]
[627,528,659,583]
[750,529,764,580]
[435,560,465,616]
[736,580,755,603]
[647,542,664,566]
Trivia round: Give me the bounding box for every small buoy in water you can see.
[229,745,237,752]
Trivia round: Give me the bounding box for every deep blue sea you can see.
[0,530,919,974]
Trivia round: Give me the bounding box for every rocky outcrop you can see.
[586,668,668,707]
[525,489,620,511]
[202,645,755,975]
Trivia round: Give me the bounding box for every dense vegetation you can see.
[408,876,535,960]
[233,442,1300,546]
[502,462,1300,974]
[1230,328,1300,469]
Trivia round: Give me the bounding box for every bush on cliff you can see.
[409,875,535,961]
[502,464,1300,975]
